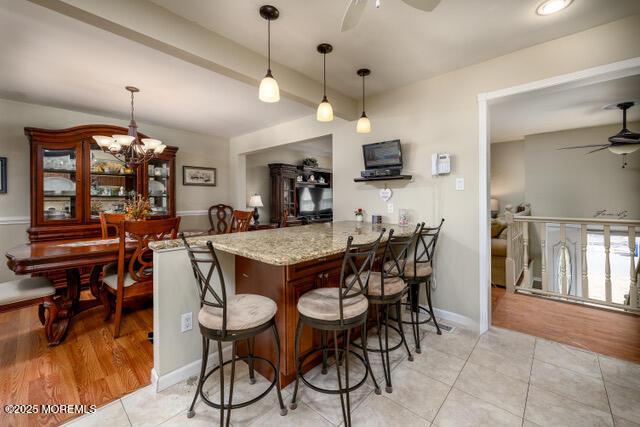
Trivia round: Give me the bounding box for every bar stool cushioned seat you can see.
[297,287,368,321]
[347,272,405,297]
[198,294,277,331]
[402,261,432,278]
[0,277,55,305]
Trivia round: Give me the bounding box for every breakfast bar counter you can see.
[150,221,412,388]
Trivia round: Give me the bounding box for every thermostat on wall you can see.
[431,153,451,176]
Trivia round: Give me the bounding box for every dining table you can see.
[5,237,136,344]
[5,229,214,345]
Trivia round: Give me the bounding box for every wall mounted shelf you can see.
[353,175,412,182]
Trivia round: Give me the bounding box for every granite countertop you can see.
[150,221,416,266]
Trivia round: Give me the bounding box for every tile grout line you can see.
[119,398,133,426]
[597,354,617,425]
[429,332,482,425]
[521,338,537,426]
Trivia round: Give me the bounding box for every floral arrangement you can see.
[124,195,151,220]
[354,208,364,216]
[302,157,319,168]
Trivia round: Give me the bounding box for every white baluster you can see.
[523,222,530,286]
[541,222,548,292]
[560,224,567,296]
[581,224,588,299]
[604,225,612,303]
[629,226,637,308]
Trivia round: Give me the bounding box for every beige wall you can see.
[245,143,331,224]
[491,123,640,218]
[230,16,640,329]
[0,98,230,281]
[490,140,525,211]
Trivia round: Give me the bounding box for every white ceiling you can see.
[490,74,640,143]
[0,1,312,138]
[150,0,640,97]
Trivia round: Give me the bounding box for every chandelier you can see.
[92,86,166,167]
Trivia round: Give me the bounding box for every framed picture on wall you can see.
[183,165,216,187]
[0,157,6,193]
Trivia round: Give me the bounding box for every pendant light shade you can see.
[356,68,371,133]
[356,113,371,133]
[259,72,280,103]
[259,5,280,103]
[316,43,334,122]
[317,96,334,122]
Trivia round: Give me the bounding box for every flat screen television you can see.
[362,139,403,170]
[297,187,333,218]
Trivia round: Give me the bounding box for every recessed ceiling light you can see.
[536,0,573,16]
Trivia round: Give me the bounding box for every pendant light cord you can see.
[267,19,271,72]
[323,53,327,97]
[130,90,135,121]
[362,74,366,112]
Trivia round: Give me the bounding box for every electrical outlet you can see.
[455,177,465,191]
[387,203,394,213]
[181,312,193,333]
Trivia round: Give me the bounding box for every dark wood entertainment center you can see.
[269,163,332,225]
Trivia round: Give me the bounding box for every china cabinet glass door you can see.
[88,145,137,220]
[42,146,80,223]
[147,158,170,217]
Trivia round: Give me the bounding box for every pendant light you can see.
[356,68,371,133]
[258,5,280,103]
[316,43,334,122]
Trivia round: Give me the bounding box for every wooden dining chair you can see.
[208,204,234,234]
[229,210,253,233]
[100,217,181,338]
[99,212,127,239]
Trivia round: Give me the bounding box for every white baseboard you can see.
[151,345,233,392]
[429,305,479,332]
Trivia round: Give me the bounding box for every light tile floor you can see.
[65,322,640,426]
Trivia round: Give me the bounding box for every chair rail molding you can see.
[0,216,30,225]
[176,210,209,217]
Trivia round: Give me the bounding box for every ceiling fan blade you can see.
[609,130,640,144]
[401,0,442,12]
[341,0,368,32]
[587,146,610,154]
[557,144,609,150]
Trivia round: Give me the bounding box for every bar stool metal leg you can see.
[271,322,287,416]
[289,319,303,410]
[360,317,381,395]
[217,340,225,426]
[188,336,209,418]
[426,278,442,335]
[247,337,257,384]
[396,300,414,362]
[226,341,237,427]
[333,329,348,427]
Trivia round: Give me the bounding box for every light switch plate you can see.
[181,312,193,333]
[455,177,464,191]
[387,203,394,213]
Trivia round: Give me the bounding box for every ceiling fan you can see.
[559,101,640,168]
[341,0,442,32]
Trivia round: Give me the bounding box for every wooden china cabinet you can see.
[25,125,177,287]
[25,125,178,242]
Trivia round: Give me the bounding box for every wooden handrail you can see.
[513,215,640,226]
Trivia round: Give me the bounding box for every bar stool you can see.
[180,235,287,427]
[289,231,385,427]
[402,219,445,353]
[351,224,421,393]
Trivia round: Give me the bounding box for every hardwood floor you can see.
[492,286,640,363]
[0,295,152,427]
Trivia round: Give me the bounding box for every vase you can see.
[355,214,364,222]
